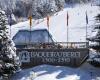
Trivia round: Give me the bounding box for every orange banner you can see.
[29,16,32,27]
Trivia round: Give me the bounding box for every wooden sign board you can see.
[17,48,89,68]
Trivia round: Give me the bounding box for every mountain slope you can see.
[11,3,100,42]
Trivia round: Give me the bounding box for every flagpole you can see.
[67,11,69,47]
[29,21,31,43]
[28,5,32,44]
[48,25,49,43]
[67,23,68,47]
[29,16,32,44]
[9,13,12,38]
[86,24,87,42]
[86,11,88,42]
[47,15,50,43]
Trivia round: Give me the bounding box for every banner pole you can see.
[47,15,50,43]
[67,11,69,47]
[86,11,88,42]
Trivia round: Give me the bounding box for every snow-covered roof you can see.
[13,29,54,45]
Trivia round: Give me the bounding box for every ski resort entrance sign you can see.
[17,42,89,68]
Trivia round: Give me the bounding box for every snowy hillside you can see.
[11,3,100,42]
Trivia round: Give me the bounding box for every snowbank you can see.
[11,63,100,80]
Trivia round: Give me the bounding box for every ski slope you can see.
[11,3,100,42]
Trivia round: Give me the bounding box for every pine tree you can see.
[0,10,20,79]
[87,14,100,67]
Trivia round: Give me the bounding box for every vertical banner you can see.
[47,15,50,28]
[86,11,88,24]
[9,14,12,26]
[85,11,88,41]
[47,15,50,43]
[28,7,33,31]
[67,11,69,26]
[66,11,69,45]
[9,14,12,38]
[29,16,32,30]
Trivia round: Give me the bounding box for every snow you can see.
[11,63,100,80]
[10,3,100,80]
[0,10,21,79]
[10,3,100,42]
[88,49,100,63]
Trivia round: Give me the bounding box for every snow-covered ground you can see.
[10,3,100,42]
[11,63,100,80]
[10,3,100,80]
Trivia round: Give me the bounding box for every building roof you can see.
[13,29,54,45]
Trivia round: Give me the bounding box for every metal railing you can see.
[16,42,89,49]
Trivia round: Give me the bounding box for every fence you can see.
[17,42,89,49]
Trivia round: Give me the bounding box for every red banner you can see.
[47,16,50,28]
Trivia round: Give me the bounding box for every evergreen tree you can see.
[0,10,20,79]
[87,14,100,67]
